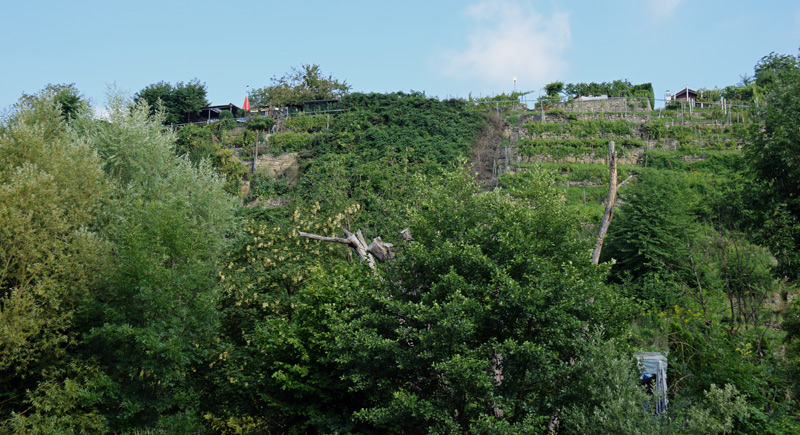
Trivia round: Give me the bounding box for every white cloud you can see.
[648,0,684,23]
[437,0,570,90]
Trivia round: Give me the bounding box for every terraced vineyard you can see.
[493,100,751,223]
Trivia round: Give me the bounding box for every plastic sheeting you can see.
[635,352,668,413]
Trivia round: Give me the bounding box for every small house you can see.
[673,87,697,104]
[198,103,244,122]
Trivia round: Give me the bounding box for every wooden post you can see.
[681,101,685,125]
[252,135,258,175]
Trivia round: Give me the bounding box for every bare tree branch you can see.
[298,229,409,269]
[591,141,618,264]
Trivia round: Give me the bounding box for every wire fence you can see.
[169,95,757,130]
[472,95,754,127]
[168,107,349,129]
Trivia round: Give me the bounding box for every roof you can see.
[200,103,243,113]
[673,87,697,98]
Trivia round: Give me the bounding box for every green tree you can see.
[602,170,701,283]
[133,80,171,115]
[560,338,661,435]
[784,298,800,413]
[545,81,564,98]
[171,79,210,123]
[250,64,350,108]
[203,203,370,433]
[20,83,87,122]
[0,93,108,423]
[745,57,800,278]
[333,168,634,433]
[77,94,237,431]
[134,78,209,124]
[753,51,800,88]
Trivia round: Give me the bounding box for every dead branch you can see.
[617,174,634,189]
[591,141,618,265]
[297,229,407,269]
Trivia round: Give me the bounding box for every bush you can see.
[518,138,645,157]
[667,124,695,139]
[644,122,666,139]
[247,116,275,132]
[251,176,291,198]
[284,114,329,132]
[525,120,634,138]
[525,122,565,136]
[269,132,314,152]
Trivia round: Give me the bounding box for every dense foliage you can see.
[1,92,236,433]
[0,96,108,427]
[558,79,655,107]
[3,52,800,433]
[332,169,633,433]
[19,83,87,122]
[296,91,488,236]
[250,64,350,108]
[134,78,209,124]
[744,52,800,279]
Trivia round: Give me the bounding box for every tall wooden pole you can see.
[591,141,617,265]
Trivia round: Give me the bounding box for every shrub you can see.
[518,138,645,157]
[247,116,275,132]
[285,114,330,132]
[269,132,314,152]
[644,122,666,139]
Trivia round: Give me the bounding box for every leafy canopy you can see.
[333,168,634,433]
[19,83,87,122]
[134,78,209,124]
[250,64,350,107]
[77,93,236,431]
[0,88,109,424]
[745,50,800,278]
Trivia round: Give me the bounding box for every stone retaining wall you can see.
[254,152,300,185]
[553,97,652,113]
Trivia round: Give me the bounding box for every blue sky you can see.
[3,0,799,111]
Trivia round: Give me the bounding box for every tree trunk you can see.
[591,141,617,265]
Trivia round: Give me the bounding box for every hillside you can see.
[489,97,749,219]
[3,56,800,433]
